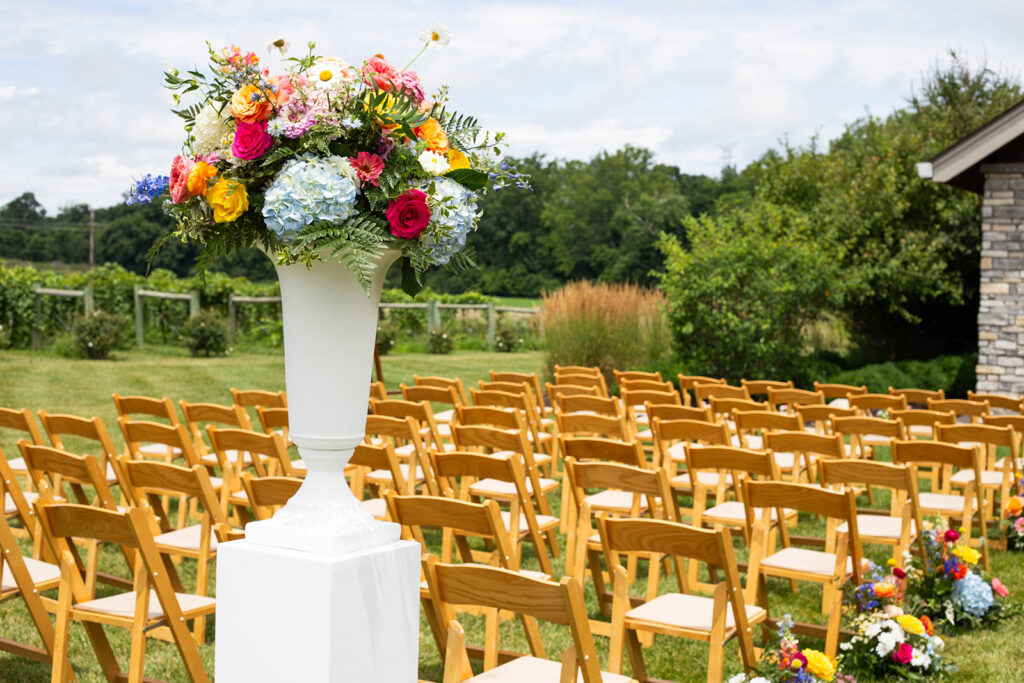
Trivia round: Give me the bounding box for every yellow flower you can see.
[447,148,470,171]
[896,614,925,636]
[187,162,218,197]
[802,649,835,682]
[952,545,980,565]
[206,178,248,223]
[886,558,898,567]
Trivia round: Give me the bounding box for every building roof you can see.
[923,98,1024,194]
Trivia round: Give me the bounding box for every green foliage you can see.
[375,322,398,356]
[658,203,836,382]
[180,310,229,357]
[427,329,454,354]
[72,310,127,360]
[827,353,977,397]
[495,325,523,353]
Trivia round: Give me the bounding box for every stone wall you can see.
[977,162,1024,394]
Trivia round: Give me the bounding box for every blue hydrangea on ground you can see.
[952,571,994,617]
[419,177,477,265]
[262,154,360,239]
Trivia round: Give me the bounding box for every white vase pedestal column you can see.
[215,250,420,682]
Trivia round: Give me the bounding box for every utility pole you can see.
[89,209,95,270]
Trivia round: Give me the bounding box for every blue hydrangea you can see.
[125,174,169,205]
[262,154,360,240]
[952,571,994,617]
[419,177,477,265]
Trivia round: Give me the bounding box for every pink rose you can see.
[385,189,431,239]
[892,642,913,665]
[231,121,272,160]
[169,155,195,204]
[944,529,960,543]
[364,54,399,89]
[1015,517,1024,533]
[993,577,1009,598]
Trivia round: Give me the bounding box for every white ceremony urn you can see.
[244,248,401,554]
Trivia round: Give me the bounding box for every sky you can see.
[4,0,1024,216]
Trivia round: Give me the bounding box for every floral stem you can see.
[402,42,430,72]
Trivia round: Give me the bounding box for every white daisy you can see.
[419,22,452,47]
[267,35,290,55]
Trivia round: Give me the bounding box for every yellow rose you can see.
[952,545,980,565]
[447,148,470,171]
[187,161,218,197]
[896,614,925,636]
[206,178,248,223]
[802,649,835,682]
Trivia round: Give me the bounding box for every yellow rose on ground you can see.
[896,614,925,635]
[206,178,248,223]
[447,148,470,171]
[952,545,980,565]
[802,649,835,681]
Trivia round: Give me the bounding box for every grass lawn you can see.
[0,348,1022,681]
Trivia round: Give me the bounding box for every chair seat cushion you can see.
[138,443,182,458]
[908,424,933,437]
[949,469,1006,487]
[918,492,966,513]
[470,477,558,498]
[154,524,218,552]
[433,408,456,423]
[467,655,632,682]
[6,457,26,473]
[4,490,38,516]
[498,511,559,534]
[703,501,793,523]
[760,547,867,576]
[1,556,60,592]
[838,515,915,540]
[669,471,732,492]
[584,490,648,514]
[366,464,423,486]
[76,590,215,620]
[291,458,306,471]
[362,497,386,519]
[626,592,766,632]
[733,434,763,450]
[200,449,253,466]
[773,452,796,469]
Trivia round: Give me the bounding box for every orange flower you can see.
[873,582,896,598]
[1006,496,1023,517]
[414,118,449,153]
[187,162,218,197]
[230,84,272,123]
[920,615,934,636]
[447,148,470,171]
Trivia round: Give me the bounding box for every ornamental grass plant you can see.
[541,280,669,386]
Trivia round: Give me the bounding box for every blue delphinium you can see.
[420,177,478,265]
[125,174,170,205]
[262,154,360,240]
[952,572,994,617]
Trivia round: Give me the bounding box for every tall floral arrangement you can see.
[130,25,527,294]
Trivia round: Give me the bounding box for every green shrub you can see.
[180,311,229,357]
[72,311,127,360]
[375,323,398,356]
[53,333,80,358]
[542,280,669,385]
[657,203,836,382]
[496,326,523,353]
[828,353,976,397]
[427,329,454,354]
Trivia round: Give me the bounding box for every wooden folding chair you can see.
[178,400,254,480]
[812,381,868,406]
[432,449,558,576]
[0,407,47,496]
[650,418,730,497]
[364,414,437,496]
[371,397,455,455]
[646,402,713,424]
[39,503,214,683]
[935,423,1020,518]
[37,411,121,495]
[598,517,763,683]
[118,458,230,642]
[613,370,663,385]
[891,439,989,571]
[254,406,299,472]
[347,441,411,520]
[889,386,944,408]
[796,404,857,435]
[762,430,845,485]
[111,394,183,462]
[969,390,1023,415]
[0,472,63,678]
[677,375,726,407]
[471,387,557,476]
[892,409,956,440]
[849,393,907,417]
[229,387,287,409]
[422,555,635,683]
[620,388,681,443]
[401,383,463,431]
[369,380,388,403]
[709,398,769,445]
[617,379,675,395]
[745,480,865,654]
[693,383,749,407]
[555,408,630,442]
[414,375,470,421]
[734,410,800,451]
[820,458,925,564]
[983,414,1024,473]
[491,370,552,421]
[553,371,609,398]
[239,474,302,521]
[767,387,824,414]
[741,379,793,401]
[929,398,990,424]
[545,382,600,410]
[554,364,602,377]
[205,426,294,522]
[833,415,906,460]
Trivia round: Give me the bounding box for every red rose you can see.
[944,529,960,543]
[893,567,907,579]
[385,189,431,239]
[231,121,272,160]
[892,642,913,665]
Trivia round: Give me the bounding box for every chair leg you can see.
[707,638,725,683]
[128,624,147,683]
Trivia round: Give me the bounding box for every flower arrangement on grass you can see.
[131,25,528,294]
[902,525,1011,629]
[839,611,952,680]
[727,616,847,683]
[849,560,907,614]
[1001,495,1024,551]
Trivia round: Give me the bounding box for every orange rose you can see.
[414,118,448,153]
[447,148,470,171]
[187,161,218,197]
[920,615,934,636]
[230,84,272,123]
[1007,496,1023,517]
[873,582,896,598]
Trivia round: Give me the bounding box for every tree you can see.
[1,192,46,226]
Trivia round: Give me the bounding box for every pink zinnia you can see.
[992,577,1009,598]
[396,70,425,103]
[349,152,385,187]
[363,54,399,90]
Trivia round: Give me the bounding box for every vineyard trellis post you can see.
[133,285,200,347]
[31,286,94,350]
[227,293,283,342]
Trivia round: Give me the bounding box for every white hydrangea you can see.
[193,102,234,155]
[875,631,898,656]
[418,149,450,175]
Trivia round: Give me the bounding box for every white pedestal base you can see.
[215,538,421,682]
